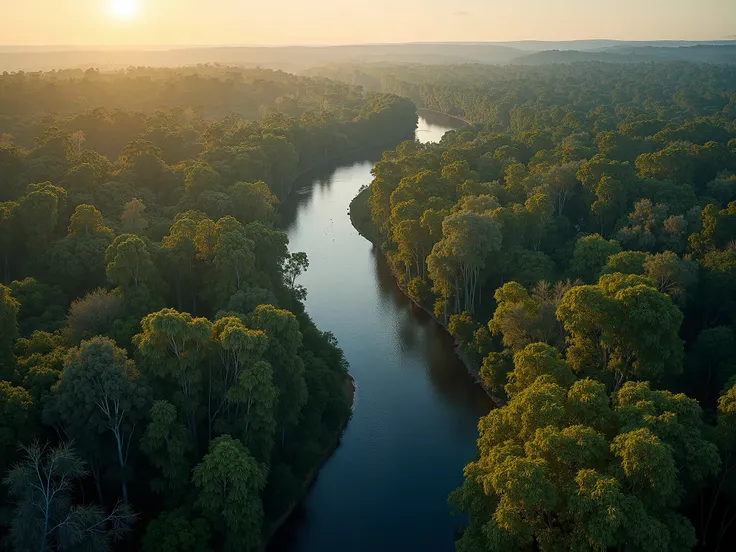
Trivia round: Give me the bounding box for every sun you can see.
[109,0,139,21]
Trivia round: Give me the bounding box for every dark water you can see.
[271,112,491,552]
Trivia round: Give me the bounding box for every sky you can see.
[1,0,735,46]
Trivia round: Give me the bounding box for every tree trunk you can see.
[114,430,129,505]
[91,464,105,505]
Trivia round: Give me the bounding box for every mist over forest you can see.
[2,40,736,72]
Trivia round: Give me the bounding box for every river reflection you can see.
[270,114,490,552]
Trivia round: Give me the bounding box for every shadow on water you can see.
[270,115,487,552]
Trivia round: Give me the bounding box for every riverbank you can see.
[348,186,502,407]
[415,108,473,127]
[265,375,355,548]
[275,129,419,214]
[266,113,421,548]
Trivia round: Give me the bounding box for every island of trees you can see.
[0,66,416,551]
[341,61,736,551]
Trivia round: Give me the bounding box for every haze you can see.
[2,0,736,46]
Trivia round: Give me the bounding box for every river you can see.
[271,111,492,552]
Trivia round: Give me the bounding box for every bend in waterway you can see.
[270,112,491,552]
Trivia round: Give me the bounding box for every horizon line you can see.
[2,38,736,51]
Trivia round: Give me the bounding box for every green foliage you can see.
[557,273,684,388]
[452,343,716,552]
[449,312,479,347]
[45,337,150,504]
[141,400,193,495]
[570,234,622,282]
[142,508,212,552]
[4,442,134,552]
[0,65,397,552]
[0,380,34,472]
[9,277,66,336]
[0,283,20,376]
[192,435,268,552]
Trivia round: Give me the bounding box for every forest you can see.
[0,66,416,551]
[4,55,736,552]
[342,61,736,550]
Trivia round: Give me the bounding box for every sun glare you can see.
[109,0,139,21]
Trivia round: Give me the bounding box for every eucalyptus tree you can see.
[46,337,149,504]
[134,308,213,445]
[556,273,684,390]
[4,442,133,552]
[192,435,267,552]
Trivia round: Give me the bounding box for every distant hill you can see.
[2,41,736,72]
[0,43,523,73]
[514,44,736,65]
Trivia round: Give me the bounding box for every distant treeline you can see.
[309,62,736,128]
[2,41,736,73]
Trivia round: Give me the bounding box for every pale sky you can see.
[1,0,735,46]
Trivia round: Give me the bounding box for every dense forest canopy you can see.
[342,61,736,550]
[5,53,736,552]
[0,66,416,551]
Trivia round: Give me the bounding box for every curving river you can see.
[271,111,492,552]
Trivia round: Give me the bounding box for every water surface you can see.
[272,113,491,552]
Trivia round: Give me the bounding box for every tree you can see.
[283,251,309,299]
[642,250,697,302]
[161,211,208,313]
[229,181,278,225]
[590,175,628,235]
[46,337,149,504]
[141,400,193,494]
[248,304,306,445]
[4,442,133,552]
[0,200,18,282]
[451,350,716,552]
[489,281,571,353]
[68,204,106,236]
[207,316,273,444]
[142,508,212,552]
[506,342,574,398]
[213,217,256,298]
[1,282,20,377]
[600,250,648,276]
[64,288,124,343]
[17,182,67,256]
[618,199,671,252]
[702,380,736,550]
[49,211,113,296]
[448,312,479,347]
[570,234,622,282]
[684,327,736,408]
[9,277,66,336]
[134,308,212,443]
[121,198,149,235]
[105,234,157,295]
[192,435,267,552]
[0,381,34,473]
[434,210,503,314]
[557,273,684,390]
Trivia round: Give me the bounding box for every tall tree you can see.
[134,308,212,444]
[4,442,133,552]
[192,435,267,552]
[46,337,149,504]
[557,273,684,390]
